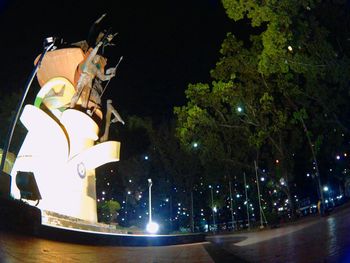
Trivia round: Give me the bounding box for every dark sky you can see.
[0,0,236,121]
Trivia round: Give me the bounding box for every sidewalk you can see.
[207,199,350,246]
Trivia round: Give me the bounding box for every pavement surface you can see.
[1,202,350,262]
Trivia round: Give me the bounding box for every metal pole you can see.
[210,186,215,232]
[190,191,194,232]
[148,179,152,223]
[229,180,235,230]
[169,195,173,230]
[254,161,264,229]
[243,172,250,230]
[0,38,55,174]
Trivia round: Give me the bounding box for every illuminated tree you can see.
[175,0,350,217]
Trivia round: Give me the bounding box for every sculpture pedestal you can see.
[10,106,120,223]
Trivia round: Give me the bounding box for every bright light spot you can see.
[237,106,243,113]
[288,45,293,51]
[144,155,149,160]
[102,191,105,195]
[236,194,240,198]
[213,206,217,213]
[276,159,279,164]
[193,142,198,148]
[323,186,329,192]
[307,173,310,177]
[129,179,132,183]
[260,177,265,182]
[127,191,131,195]
[146,222,159,234]
[165,198,169,202]
[336,155,340,160]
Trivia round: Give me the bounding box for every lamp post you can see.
[229,180,235,231]
[243,172,250,230]
[209,185,215,232]
[146,178,159,234]
[148,178,153,223]
[125,190,131,224]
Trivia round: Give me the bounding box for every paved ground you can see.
[1,203,350,262]
[206,202,350,263]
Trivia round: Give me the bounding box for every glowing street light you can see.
[148,178,153,222]
[146,221,159,234]
[146,178,159,234]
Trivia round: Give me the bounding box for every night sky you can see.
[0,0,236,121]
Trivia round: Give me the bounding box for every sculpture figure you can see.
[70,34,116,112]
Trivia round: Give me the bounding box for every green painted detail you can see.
[34,97,43,108]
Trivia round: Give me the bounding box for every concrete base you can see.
[0,172,11,199]
[0,199,206,246]
[39,225,207,246]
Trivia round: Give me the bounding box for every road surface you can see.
[1,203,350,262]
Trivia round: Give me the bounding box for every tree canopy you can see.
[174,0,350,216]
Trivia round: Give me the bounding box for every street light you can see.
[148,179,152,222]
[209,185,215,232]
[125,190,131,224]
[146,178,159,234]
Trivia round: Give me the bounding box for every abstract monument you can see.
[9,15,123,223]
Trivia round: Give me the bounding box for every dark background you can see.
[0,0,240,121]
